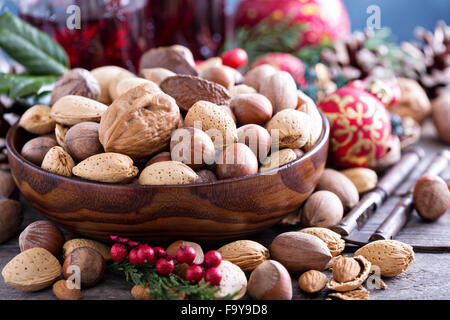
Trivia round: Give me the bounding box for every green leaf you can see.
[0,73,57,99]
[0,11,69,75]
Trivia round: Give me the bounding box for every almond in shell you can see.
[265,109,311,149]
[19,105,56,135]
[259,149,297,173]
[217,240,270,273]
[354,240,414,277]
[51,95,108,126]
[341,167,378,194]
[299,227,345,257]
[1,248,61,292]
[72,153,138,183]
[41,146,75,177]
[139,161,199,185]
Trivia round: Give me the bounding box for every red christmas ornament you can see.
[236,0,350,47]
[250,53,306,86]
[204,267,222,286]
[110,243,128,263]
[318,86,392,168]
[128,247,140,266]
[221,48,248,69]
[136,244,155,264]
[176,246,197,265]
[185,265,204,284]
[155,258,175,275]
[203,250,222,268]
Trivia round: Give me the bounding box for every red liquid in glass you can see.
[19,0,152,72]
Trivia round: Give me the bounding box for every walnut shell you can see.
[139,161,199,185]
[301,191,344,228]
[139,46,198,76]
[53,280,81,300]
[19,105,56,135]
[218,240,270,273]
[299,227,345,257]
[51,68,100,105]
[41,146,75,177]
[72,153,138,183]
[50,95,108,126]
[259,71,298,113]
[99,84,180,159]
[21,136,58,166]
[184,100,237,149]
[160,75,231,112]
[266,109,311,149]
[65,122,104,162]
[259,149,297,173]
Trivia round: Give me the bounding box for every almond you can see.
[184,100,238,149]
[72,153,138,183]
[354,240,414,277]
[41,146,75,177]
[139,161,199,185]
[265,109,311,149]
[2,248,61,292]
[53,279,81,300]
[299,227,345,257]
[298,270,327,293]
[259,71,298,113]
[332,256,361,283]
[259,149,297,173]
[328,255,371,292]
[63,238,111,261]
[316,169,359,211]
[19,105,56,135]
[160,75,231,112]
[270,232,332,273]
[341,167,378,194]
[51,95,108,126]
[218,240,270,273]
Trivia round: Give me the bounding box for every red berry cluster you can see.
[110,236,223,286]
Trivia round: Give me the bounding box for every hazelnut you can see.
[140,68,176,85]
[332,256,361,283]
[41,146,75,177]
[0,170,16,199]
[21,136,58,166]
[51,68,100,105]
[216,143,258,179]
[145,151,172,167]
[19,221,65,257]
[301,191,344,228]
[237,124,271,162]
[201,66,235,90]
[230,93,273,126]
[62,247,106,288]
[196,169,218,183]
[431,92,450,144]
[259,71,298,113]
[298,270,327,293]
[266,109,311,149]
[53,280,81,300]
[0,199,23,244]
[248,260,292,300]
[413,175,450,221]
[259,149,297,173]
[170,127,216,169]
[131,284,150,300]
[65,122,104,162]
[19,105,56,135]
[243,64,277,91]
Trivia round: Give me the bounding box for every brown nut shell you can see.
[316,169,359,211]
[266,109,311,149]
[91,66,133,104]
[115,78,160,98]
[259,71,298,113]
[145,151,172,167]
[216,143,258,180]
[0,170,16,199]
[41,146,75,177]
[431,92,450,144]
[296,90,323,151]
[19,221,65,257]
[51,95,108,126]
[53,280,81,300]
[170,127,216,169]
[248,260,292,300]
[259,149,297,173]
[51,68,100,105]
[21,136,58,166]
[139,46,198,76]
[99,84,180,159]
[243,64,277,91]
[201,66,235,90]
[196,169,218,183]
[55,124,69,148]
[230,93,273,126]
[160,75,231,112]
[0,199,23,244]
[62,247,106,288]
[65,122,104,162]
[301,191,344,228]
[413,175,450,221]
[139,161,199,185]
[237,124,271,162]
[184,100,237,149]
[328,255,371,292]
[217,240,270,273]
[299,227,345,257]
[140,68,176,85]
[19,105,56,135]
[63,239,111,261]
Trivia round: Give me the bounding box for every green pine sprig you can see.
[110,260,238,300]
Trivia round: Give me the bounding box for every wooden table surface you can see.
[1,121,449,300]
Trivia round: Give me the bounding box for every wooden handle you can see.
[370,150,450,241]
[332,147,424,236]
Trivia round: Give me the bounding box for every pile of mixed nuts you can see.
[18,45,323,184]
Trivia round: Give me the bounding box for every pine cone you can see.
[401,21,450,99]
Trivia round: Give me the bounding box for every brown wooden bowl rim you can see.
[6,112,329,189]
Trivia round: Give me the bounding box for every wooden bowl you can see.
[7,114,329,242]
